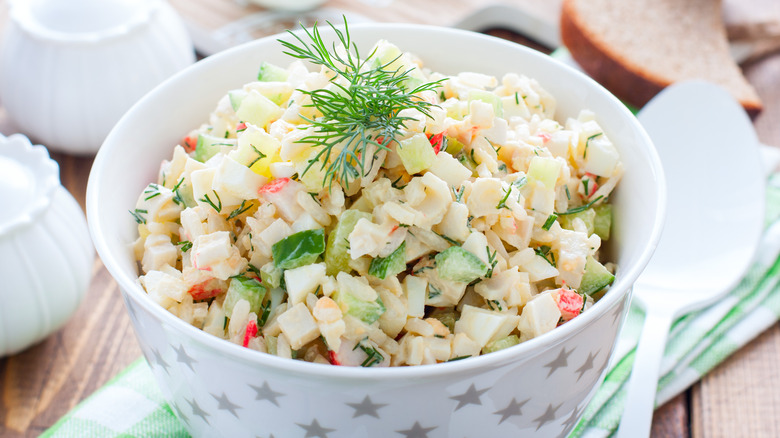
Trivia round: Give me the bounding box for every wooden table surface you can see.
[1,1,779,436]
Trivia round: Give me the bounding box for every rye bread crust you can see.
[560,0,763,117]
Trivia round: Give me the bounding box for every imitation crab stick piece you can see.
[555,288,584,321]
[243,320,258,347]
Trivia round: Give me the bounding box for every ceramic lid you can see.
[9,0,161,43]
[0,134,60,236]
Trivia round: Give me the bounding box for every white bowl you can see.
[87,24,665,437]
[0,0,195,154]
[0,134,94,356]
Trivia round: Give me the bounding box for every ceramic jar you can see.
[0,0,195,154]
[0,134,94,356]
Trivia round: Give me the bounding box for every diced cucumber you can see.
[193,133,235,163]
[260,261,283,289]
[371,40,425,91]
[526,156,562,189]
[593,204,612,241]
[368,241,407,280]
[559,208,596,236]
[272,229,326,270]
[443,136,464,156]
[325,210,372,276]
[435,246,487,283]
[334,274,386,324]
[468,89,503,118]
[257,61,289,82]
[236,90,283,129]
[579,255,615,295]
[224,275,267,315]
[173,179,197,208]
[397,133,436,175]
[228,89,247,112]
[482,334,520,354]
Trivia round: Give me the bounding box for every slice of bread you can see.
[560,0,763,115]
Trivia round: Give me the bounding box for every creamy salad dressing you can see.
[132,32,622,367]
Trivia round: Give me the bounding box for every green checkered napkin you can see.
[42,173,780,438]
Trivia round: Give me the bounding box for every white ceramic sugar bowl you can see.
[0,134,94,356]
[0,0,195,154]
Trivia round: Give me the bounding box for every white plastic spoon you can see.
[615,81,765,438]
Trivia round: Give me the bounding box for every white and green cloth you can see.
[42,173,780,437]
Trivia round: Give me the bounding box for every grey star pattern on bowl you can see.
[150,348,170,373]
[297,418,335,438]
[346,395,387,418]
[561,403,586,431]
[450,383,489,411]
[493,397,529,424]
[174,344,197,371]
[250,381,285,406]
[170,401,191,428]
[533,402,562,430]
[186,397,210,425]
[575,352,598,379]
[611,303,624,324]
[157,328,609,436]
[211,392,241,418]
[396,421,437,438]
[544,347,574,377]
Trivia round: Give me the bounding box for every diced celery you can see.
[272,229,326,270]
[435,246,487,283]
[368,241,407,280]
[579,255,615,295]
[443,136,464,156]
[334,274,386,324]
[593,204,612,241]
[397,133,436,175]
[257,62,289,82]
[526,156,562,189]
[482,334,520,354]
[559,208,596,236]
[324,210,372,276]
[428,308,457,333]
[266,335,278,355]
[224,275,267,315]
[260,262,283,289]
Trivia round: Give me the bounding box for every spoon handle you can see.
[615,307,674,438]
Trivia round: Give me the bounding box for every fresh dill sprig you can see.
[559,195,604,216]
[452,185,465,203]
[542,214,557,231]
[279,18,444,189]
[171,177,186,206]
[227,200,252,220]
[496,186,512,210]
[144,184,162,201]
[176,240,193,252]
[130,209,147,224]
[200,191,222,213]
